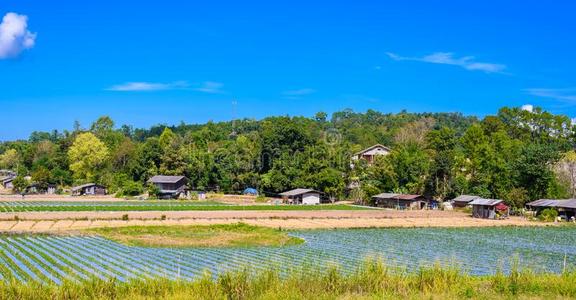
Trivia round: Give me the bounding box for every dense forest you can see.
[1,106,576,207]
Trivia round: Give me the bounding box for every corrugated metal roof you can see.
[279,188,319,197]
[354,144,392,156]
[397,194,423,200]
[469,198,503,206]
[372,193,423,200]
[71,183,103,192]
[452,195,480,203]
[558,199,576,209]
[372,193,399,199]
[527,199,560,207]
[148,175,187,184]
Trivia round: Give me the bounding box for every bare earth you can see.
[0,209,550,233]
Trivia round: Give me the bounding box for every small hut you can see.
[452,195,480,208]
[71,183,107,196]
[372,193,428,210]
[469,198,509,219]
[527,199,576,220]
[279,189,321,205]
[147,175,188,199]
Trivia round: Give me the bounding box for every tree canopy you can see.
[0,107,573,207]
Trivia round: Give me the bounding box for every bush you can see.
[538,208,558,222]
[121,214,129,221]
[118,180,143,197]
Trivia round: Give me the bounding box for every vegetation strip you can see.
[86,223,304,248]
[0,204,364,212]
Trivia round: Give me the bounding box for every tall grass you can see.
[0,259,575,299]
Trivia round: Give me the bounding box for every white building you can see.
[279,188,321,205]
[351,144,391,164]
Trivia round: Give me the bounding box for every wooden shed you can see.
[527,199,576,220]
[452,195,480,208]
[469,198,508,219]
[279,188,321,205]
[372,193,428,210]
[147,175,188,199]
[71,183,107,196]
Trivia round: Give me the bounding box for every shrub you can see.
[538,208,558,222]
[121,214,129,221]
[118,180,143,197]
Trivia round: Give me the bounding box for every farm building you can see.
[351,144,391,164]
[1,176,15,189]
[527,199,576,220]
[452,195,480,208]
[469,198,509,219]
[25,183,57,195]
[147,175,188,199]
[280,188,321,205]
[372,193,428,210]
[71,183,107,196]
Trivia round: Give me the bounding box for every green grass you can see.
[0,259,575,299]
[1,204,367,212]
[86,223,304,248]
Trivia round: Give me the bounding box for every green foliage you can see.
[538,208,559,222]
[1,106,573,204]
[11,176,29,193]
[68,132,109,183]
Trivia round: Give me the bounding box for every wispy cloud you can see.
[525,88,576,104]
[387,52,506,73]
[107,81,189,91]
[194,81,224,94]
[0,12,37,59]
[282,88,316,99]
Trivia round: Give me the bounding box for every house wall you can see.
[375,198,424,209]
[472,205,496,219]
[302,193,320,205]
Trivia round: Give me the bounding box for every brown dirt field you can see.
[0,209,469,221]
[0,214,550,233]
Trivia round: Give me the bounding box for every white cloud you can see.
[194,81,224,94]
[521,104,534,112]
[525,88,576,104]
[0,12,36,59]
[386,52,506,73]
[107,81,189,91]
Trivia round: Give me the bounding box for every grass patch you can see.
[1,259,575,299]
[87,223,304,248]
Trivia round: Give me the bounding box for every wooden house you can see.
[452,195,480,208]
[372,193,428,210]
[1,176,15,189]
[25,183,57,195]
[279,188,321,205]
[147,175,188,199]
[351,144,391,164]
[71,183,107,196]
[469,198,509,219]
[527,199,576,220]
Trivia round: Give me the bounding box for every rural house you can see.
[372,193,428,210]
[452,195,480,208]
[147,175,188,199]
[25,183,57,195]
[1,176,15,189]
[351,144,391,164]
[279,188,321,205]
[469,198,509,219]
[527,199,576,220]
[71,183,107,196]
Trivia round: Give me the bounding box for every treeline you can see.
[1,107,575,207]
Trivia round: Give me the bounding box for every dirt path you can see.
[0,214,548,233]
[0,209,467,221]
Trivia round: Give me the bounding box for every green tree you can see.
[68,133,110,182]
[0,149,20,170]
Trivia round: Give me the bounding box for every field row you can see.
[0,201,363,212]
[0,227,574,284]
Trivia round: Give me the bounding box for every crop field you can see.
[0,201,364,212]
[0,227,574,284]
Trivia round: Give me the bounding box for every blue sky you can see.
[1,1,575,140]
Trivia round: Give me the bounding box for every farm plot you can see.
[0,201,363,212]
[0,201,228,212]
[0,227,574,284]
